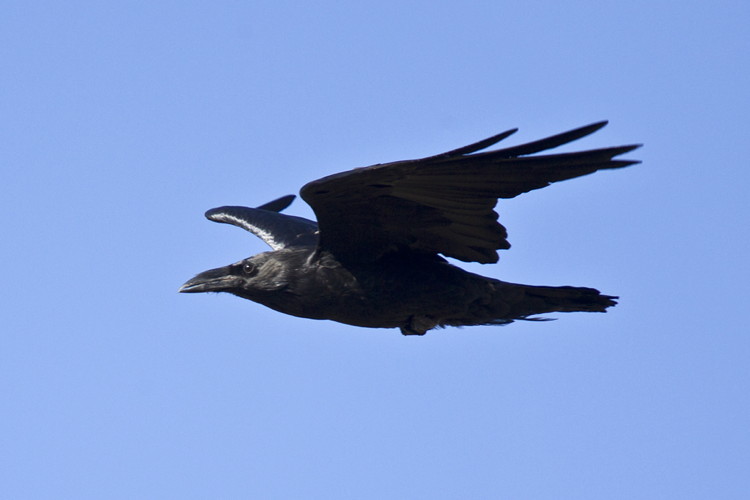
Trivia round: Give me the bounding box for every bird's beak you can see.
[179,265,239,293]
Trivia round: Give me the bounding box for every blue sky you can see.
[2,1,749,498]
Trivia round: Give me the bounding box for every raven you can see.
[180,121,640,335]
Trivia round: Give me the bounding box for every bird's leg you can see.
[400,316,437,336]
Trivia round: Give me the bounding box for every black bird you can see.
[180,121,640,335]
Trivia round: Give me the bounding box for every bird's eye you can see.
[242,262,257,276]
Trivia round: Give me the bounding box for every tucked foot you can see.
[399,316,438,336]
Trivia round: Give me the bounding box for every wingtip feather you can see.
[255,194,296,212]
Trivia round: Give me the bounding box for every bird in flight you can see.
[180,121,640,335]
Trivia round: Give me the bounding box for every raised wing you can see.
[300,121,640,263]
[205,195,318,250]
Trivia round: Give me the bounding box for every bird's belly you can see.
[274,260,486,329]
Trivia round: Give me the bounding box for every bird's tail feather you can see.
[493,283,617,323]
[443,282,617,328]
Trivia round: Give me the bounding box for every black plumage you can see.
[180,121,640,335]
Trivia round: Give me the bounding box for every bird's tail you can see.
[458,282,617,327]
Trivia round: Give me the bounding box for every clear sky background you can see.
[2,1,749,498]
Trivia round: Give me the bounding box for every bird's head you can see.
[179,251,290,301]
